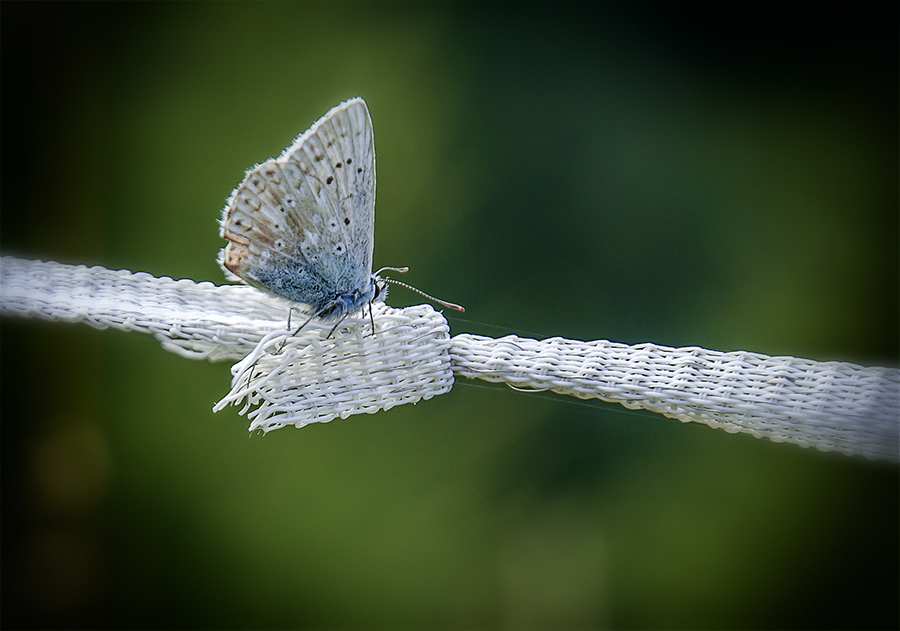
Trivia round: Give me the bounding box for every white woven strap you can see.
[0,256,283,362]
[451,335,899,461]
[0,257,453,431]
[2,256,897,460]
[211,308,453,432]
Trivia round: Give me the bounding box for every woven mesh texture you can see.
[0,257,453,431]
[1,256,296,362]
[452,334,899,461]
[214,307,453,432]
[2,257,897,459]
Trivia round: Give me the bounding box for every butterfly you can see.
[218,97,380,326]
[218,97,462,331]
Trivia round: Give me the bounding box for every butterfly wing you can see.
[219,97,376,318]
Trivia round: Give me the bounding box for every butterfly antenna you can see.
[375,267,465,312]
[375,266,410,275]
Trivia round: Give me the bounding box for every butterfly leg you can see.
[327,314,349,338]
[292,311,318,336]
[275,308,316,353]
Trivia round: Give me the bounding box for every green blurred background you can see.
[2,2,897,628]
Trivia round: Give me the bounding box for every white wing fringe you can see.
[2,257,897,461]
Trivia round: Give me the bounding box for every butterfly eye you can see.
[326,219,340,232]
[285,196,296,207]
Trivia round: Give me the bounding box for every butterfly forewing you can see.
[219,98,376,318]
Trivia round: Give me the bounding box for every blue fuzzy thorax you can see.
[251,252,375,321]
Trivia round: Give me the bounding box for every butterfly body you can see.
[219,98,378,322]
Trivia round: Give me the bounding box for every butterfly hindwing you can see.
[219,98,376,318]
